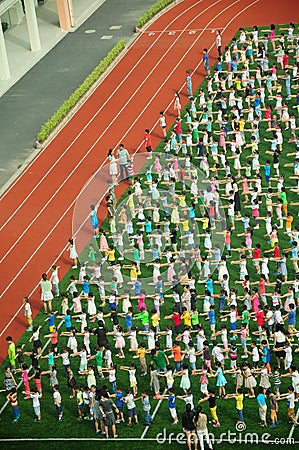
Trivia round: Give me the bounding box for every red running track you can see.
[0,0,298,362]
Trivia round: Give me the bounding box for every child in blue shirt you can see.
[264,160,271,184]
[140,390,153,425]
[134,279,142,296]
[159,388,178,424]
[218,289,226,312]
[256,386,267,426]
[208,306,217,334]
[45,310,57,332]
[167,389,178,424]
[200,305,216,334]
[216,57,222,71]
[81,276,90,297]
[206,276,214,295]
[115,386,125,423]
[125,308,133,332]
[260,340,271,371]
[203,49,210,75]
[57,309,72,332]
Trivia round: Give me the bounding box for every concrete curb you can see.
[0,0,182,196]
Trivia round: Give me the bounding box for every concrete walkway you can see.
[0,0,156,190]
[0,0,107,96]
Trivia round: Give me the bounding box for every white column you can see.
[9,1,25,26]
[24,0,41,51]
[0,24,10,80]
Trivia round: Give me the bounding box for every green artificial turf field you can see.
[1,23,299,450]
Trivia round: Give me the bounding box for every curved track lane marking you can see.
[0,0,204,212]
[0,0,258,336]
[0,0,222,267]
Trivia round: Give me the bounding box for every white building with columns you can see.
[0,0,74,80]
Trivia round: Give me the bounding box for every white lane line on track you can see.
[0,1,221,277]
[0,0,216,336]
[0,0,226,336]
[0,0,260,337]
[0,0,204,217]
[0,1,215,264]
[145,27,225,33]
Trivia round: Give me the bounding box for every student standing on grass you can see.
[53,385,63,422]
[113,386,125,424]
[89,346,104,379]
[22,387,41,422]
[225,387,245,424]
[144,129,153,157]
[50,265,60,298]
[159,388,179,425]
[174,92,181,117]
[3,366,16,392]
[90,204,99,238]
[41,364,58,388]
[182,403,197,450]
[44,326,58,355]
[6,387,20,423]
[266,389,278,429]
[40,273,53,313]
[68,237,78,269]
[23,297,33,331]
[150,347,169,373]
[6,336,16,370]
[122,388,138,426]
[256,386,267,427]
[277,385,299,426]
[198,388,220,427]
[280,365,299,400]
[15,363,30,398]
[194,405,213,450]
[57,310,72,332]
[159,111,167,139]
[99,392,119,438]
[119,364,138,397]
[136,390,153,426]
[44,310,57,334]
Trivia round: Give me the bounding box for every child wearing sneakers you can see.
[198,388,220,427]
[277,386,299,426]
[159,388,178,424]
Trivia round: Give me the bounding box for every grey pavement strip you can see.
[0,0,157,190]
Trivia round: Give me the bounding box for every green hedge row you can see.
[136,0,176,29]
[37,39,126,143]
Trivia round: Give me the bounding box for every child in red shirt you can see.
[255,307,265,332]
[283,52,289,69]
[144,129,152,156]
[6,387,20,422]
[164,309,181,335]
[253,244,261,275]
